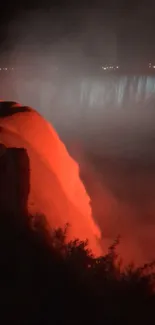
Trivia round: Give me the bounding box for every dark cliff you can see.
[0,145,30,219]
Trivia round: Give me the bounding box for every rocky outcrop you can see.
[0,145,30,218]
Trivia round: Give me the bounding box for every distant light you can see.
[153,66,155,69]
[102,66,107,70]
[116,66,119,69]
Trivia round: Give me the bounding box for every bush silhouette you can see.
[0,211,155,325]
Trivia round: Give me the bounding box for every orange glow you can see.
[0,102,101,256]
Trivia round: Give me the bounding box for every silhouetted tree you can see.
[1,211,155,325]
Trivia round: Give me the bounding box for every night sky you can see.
[0,0,155,65]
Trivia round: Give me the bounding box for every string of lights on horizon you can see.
[0,63,155,72]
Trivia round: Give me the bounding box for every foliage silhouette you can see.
[1,211,155,324]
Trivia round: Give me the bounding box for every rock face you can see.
[0,101,101,255]
[0,145,30,218]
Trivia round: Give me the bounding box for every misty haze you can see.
[2,2,155,323]
[1,7,155,265]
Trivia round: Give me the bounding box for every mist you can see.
[1,9,155,264]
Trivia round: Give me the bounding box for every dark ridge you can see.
[0,146,30,219]
[0,101,31,117]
